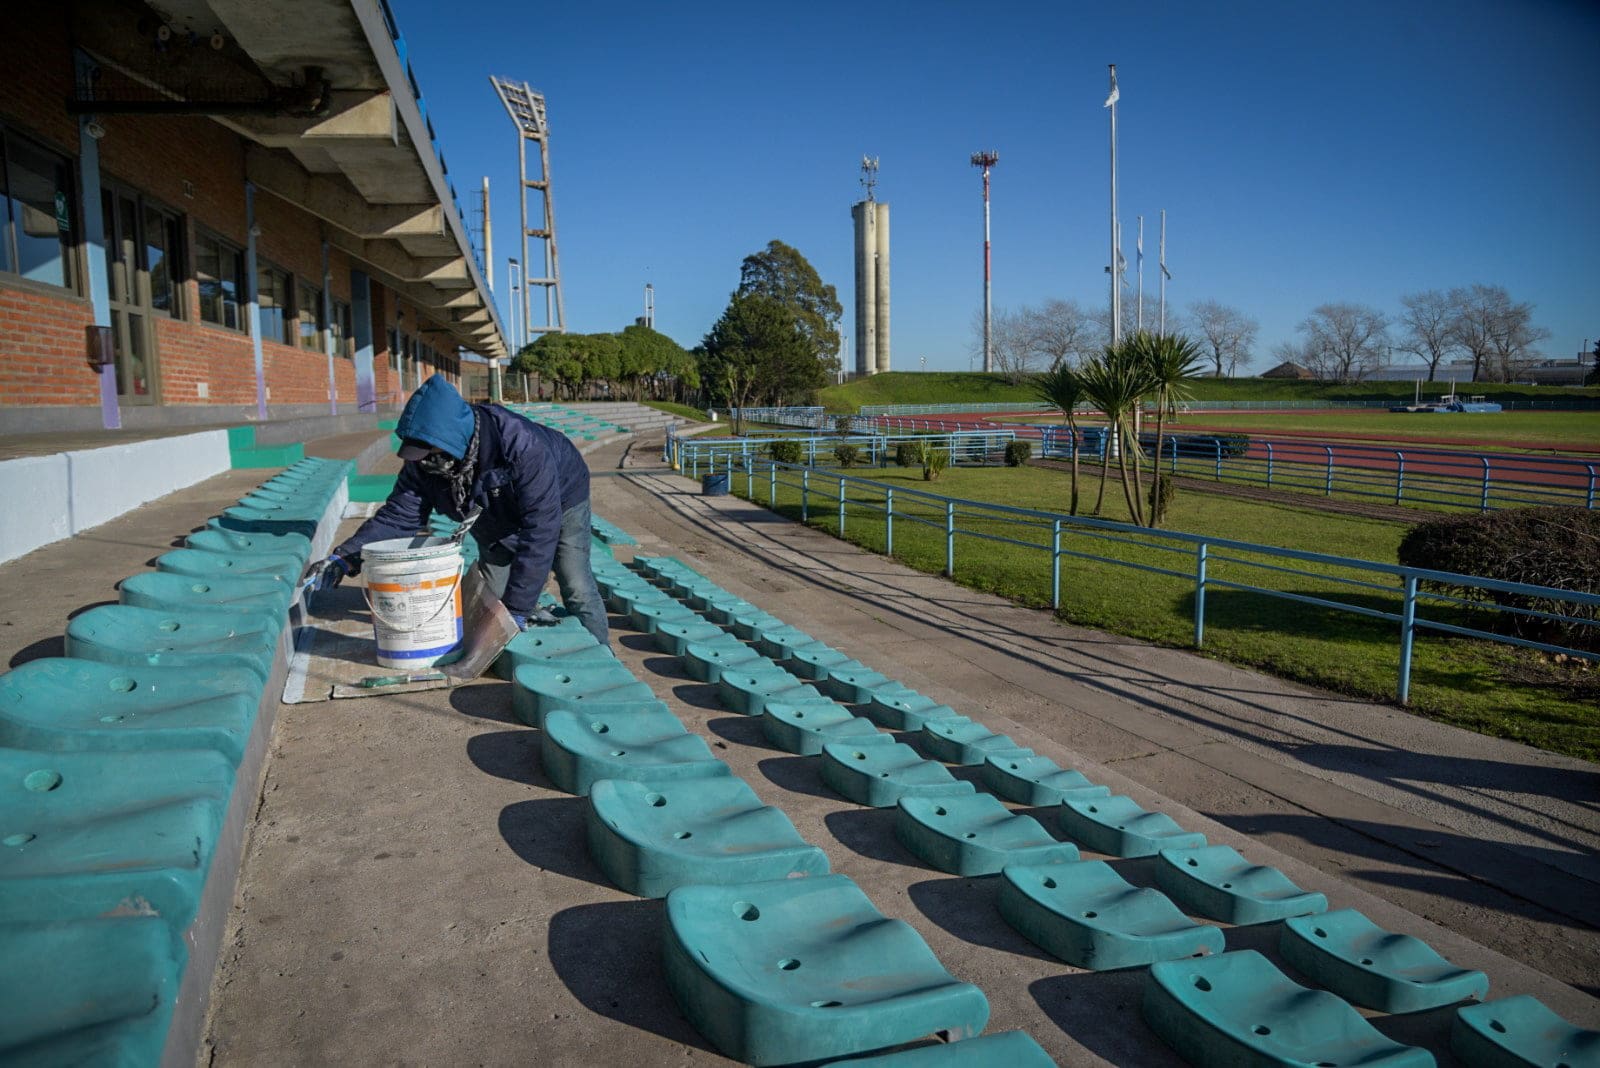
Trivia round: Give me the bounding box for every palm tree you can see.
[1029,364,1088,514]
[1131,331,1206,527]
[1077,345,1153,524]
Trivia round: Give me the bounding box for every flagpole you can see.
[1159,209,1167,336]
[1107,64,1120,350]
[1136,215,1144,333]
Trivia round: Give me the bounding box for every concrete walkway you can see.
[4,428,1594,1066]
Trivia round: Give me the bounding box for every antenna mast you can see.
[970,151,999,374]
[860,156,879,202]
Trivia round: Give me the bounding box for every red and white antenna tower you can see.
[970,151,999,374]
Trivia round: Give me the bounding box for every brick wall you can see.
[0,9,475,422]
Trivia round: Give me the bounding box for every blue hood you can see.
[395,375,476,458]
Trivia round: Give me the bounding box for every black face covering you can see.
[418,451,459,479]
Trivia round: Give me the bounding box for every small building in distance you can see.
[1260,361,1316,379]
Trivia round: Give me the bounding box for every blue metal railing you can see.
[712,458,1598,704]
[667,429,1017,475]
[859,397,1600,415]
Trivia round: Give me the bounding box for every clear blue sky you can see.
[392,0,1600,372]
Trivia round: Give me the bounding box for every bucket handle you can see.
[362,568,463,632]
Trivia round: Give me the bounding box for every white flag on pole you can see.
[1161,261,1172,281]
[1104,67,1120,108]
[1136,227,1143,270]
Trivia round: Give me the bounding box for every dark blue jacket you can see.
[335,403,590,616]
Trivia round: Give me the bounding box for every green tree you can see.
[616,325,689,400]
[700,293,809,435]
[515,332,584,399]
[1587,339,1600,386]
[1131,330,1205,527]
[1030,363,1089,515]
[1078,343,1156,524]
[737,240,843,374]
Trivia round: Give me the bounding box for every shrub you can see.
[1004,440,1033,467]
[833,443,860,468]
[921,444,950,482]
[1397,506,1600,652]
[895,441,920,467]
[1147,475,1177,525]
[769,440,803,465]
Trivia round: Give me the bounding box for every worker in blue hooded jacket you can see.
[305,375,608,645]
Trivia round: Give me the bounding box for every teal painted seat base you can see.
[1451,995,1599,1068]
[762,703,888,756]
[1156,844,1326,925]
[895,794,1078,876]
[540,709,729,795]
[1059,795,1206,858]
[820,742,976,808]
[663,875,990,1066]
[981,754,1110,807]
[585,777,829,898]
[1281,909,1487,1014]
[1143,951,1433,1068]
[998,861,1224,971]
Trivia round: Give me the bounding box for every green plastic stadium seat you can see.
[820,741,977,808]
[1450,995,1598,1068]
[998,861,1224,971]
[663,875,990,1065]
[1156,844,1327,925]
[981,753,1110,807]
[1058,795,1205,858]
[761,702,891,756]
[540,708,729,795]
[1281,909,1487,1014]
[895,794,1078,876]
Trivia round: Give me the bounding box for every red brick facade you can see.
[0,9,467,425]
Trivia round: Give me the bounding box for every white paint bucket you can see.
[361,536,464,669]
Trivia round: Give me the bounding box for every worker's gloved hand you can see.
[304,553,350,594]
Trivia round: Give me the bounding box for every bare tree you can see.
[1447,284,1549,382]
[1268,338,1314,372]
[1187,300,1259,377]
[1022,298,1097,370]
[1298,303,1389,383]
[971,306,1035,383]
[1395,290,1460,382]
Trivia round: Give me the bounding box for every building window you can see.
[296,279,321,350]
[1,129,76,291]
[330,298,352,357]
[195,229,244,330]
[257,259,291,345]
[144,204,183,317]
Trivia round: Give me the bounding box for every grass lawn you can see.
[642,400,713,422]
[726,460,1597,760]
[819,372,1599,414]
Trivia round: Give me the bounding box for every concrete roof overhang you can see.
[72,0,507,359]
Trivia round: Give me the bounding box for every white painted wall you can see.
[0,430,233,565]
[0,455,72,564]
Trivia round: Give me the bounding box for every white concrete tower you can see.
[852,157,890,375]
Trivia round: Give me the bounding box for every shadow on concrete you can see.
[823,808,922,869]
[640,654,690,680]
[1028,970,1187,1067]
[467,729,543,786]
[906,876,1056,963]
[670,680,725,712]
[704,715,771,751]
[756,755,832,799]
[547,899,719,1055]
[498,797,608,888]
[8,635,63,669]
[449,681,521,724]
[617,633,656,655]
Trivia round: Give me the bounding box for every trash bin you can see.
[701,473,730,496]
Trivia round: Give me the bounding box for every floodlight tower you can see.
[970,151,999,374]
[490,76,565,338]
[851,156,890,375]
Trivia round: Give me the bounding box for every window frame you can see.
[256,258,293,346]
[193,226,245,332]
[296,278,323,351]
[0,124,80,295]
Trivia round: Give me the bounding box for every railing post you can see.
[1168,437,1178,475]
[1051,519,1062,611]
[1214,439,1223,481]
[1265,441,1274,489]
[1480,457,1491,513]
[1587,464,1596,510]
[801,468,810,523]
[1395,451,1406,505]
[838,477,847,536]
[1194,542,1208,647]
[1397,574,1418,704]
[746,454,754,498]
[769,461,777,507]
[1325,446,1334,496]
[885,488,895,556]
[944,500,956,577]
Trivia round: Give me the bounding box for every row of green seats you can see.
[0,457,350,1065]
[619,555,1594,1068]
[516,553,1042,1066]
